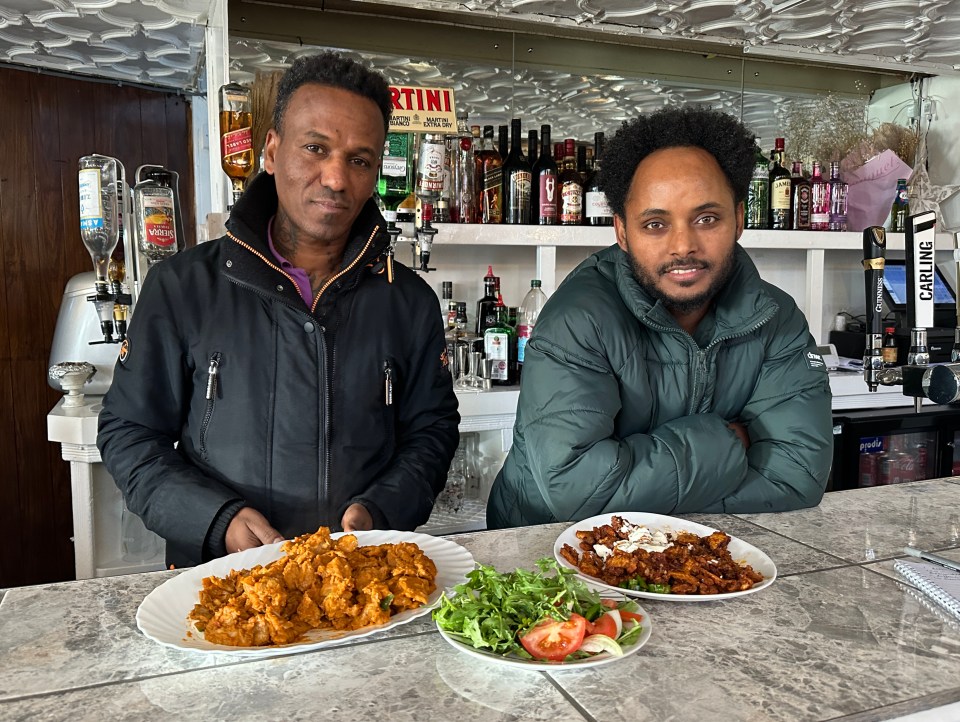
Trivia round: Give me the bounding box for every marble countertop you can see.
[3,479,960,721]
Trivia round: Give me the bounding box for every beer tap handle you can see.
[903,211,938,411]
[862,226,886,392]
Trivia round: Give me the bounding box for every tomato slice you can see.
[587,610,621,638]
[519,613,587,661]
[620,610,644,624]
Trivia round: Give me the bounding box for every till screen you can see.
[882,263,956,306]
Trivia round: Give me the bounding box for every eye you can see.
[304,144,325,154]
[696,214,719,225]
[643,220,666,230]
[351,157,372,168]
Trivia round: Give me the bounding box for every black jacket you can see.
[97,173,460,568]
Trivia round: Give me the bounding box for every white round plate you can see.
[436,599,653,671]
[553,511,777,602]
[136,530,476,657]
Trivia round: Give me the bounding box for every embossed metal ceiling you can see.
[0,0,921,149]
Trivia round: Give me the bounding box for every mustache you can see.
[658,258,710,275]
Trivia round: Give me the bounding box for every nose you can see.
[321,156,349,193]
[666,224,699,258]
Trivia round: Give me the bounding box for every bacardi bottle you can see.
[218,82,254,208]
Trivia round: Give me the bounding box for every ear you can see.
[734,201,745,240]
[614,214,629,252]
[262,128,279,175]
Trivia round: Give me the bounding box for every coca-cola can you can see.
[858,453,878,488]
[897,451,917,483]
[916,443,929,481]
[878,454,895,485]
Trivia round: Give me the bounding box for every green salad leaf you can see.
[434,557,618,657]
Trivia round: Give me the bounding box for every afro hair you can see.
[598,106,757,218]
[273,51,392,136]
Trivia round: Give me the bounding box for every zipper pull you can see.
[206,353,221,400]
[383,360,393,406]
[385,246,395,284]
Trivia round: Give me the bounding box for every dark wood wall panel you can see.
[0,66,195,588]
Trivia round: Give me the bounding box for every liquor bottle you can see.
[769,138,792,230]
[497,125,508,163]
[889,178,909,233]
[527,128,539,169]
[517,279,548,375]
[745,146,769,230]
[585,132,613,227]
[475,265,499,336]
[503,118,532,224]
[78,154,120,284]
[377,132,413,213]
[882,326,898,366]
[132,169,178,265]
[483,294,516,386]
[809,161,830,231]
[827,161,848,231]
[507,305,520,381]
[790,161,812,230]
[218,82,254,208]
[415,133,446,208]
[577,145,589,184]
[531,124,558,225]
[445,300,470,380]
[559,139,584,226]
[441,280,454,327]
[477,126,503,224]
[450,112,478,223]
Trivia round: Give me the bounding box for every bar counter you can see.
[3,479,960,721]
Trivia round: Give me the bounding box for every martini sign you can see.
[388,85,457,133]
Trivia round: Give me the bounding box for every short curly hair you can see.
[599,106,757,218]
[273,51,392,135]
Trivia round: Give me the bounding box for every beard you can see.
[628,247,735,316]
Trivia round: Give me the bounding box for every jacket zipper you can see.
[199,352,222,458]
[226,230,307,300]
[383,360,394,406]
[311,225,380,313]
[323,330,333,509]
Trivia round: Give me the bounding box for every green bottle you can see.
[745,145,770,230]
[377,132,413,212]
[483,293,516,386]
[889,178,909,233]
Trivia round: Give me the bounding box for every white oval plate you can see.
[136,530,476,657]
[436,598,653,671]
[553,511,777,602]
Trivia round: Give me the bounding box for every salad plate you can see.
[553,511,777,602]
[436,600,653,671]
[137,530,475,657]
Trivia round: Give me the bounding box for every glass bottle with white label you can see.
[78,154,120,284]
[133,169,179,265]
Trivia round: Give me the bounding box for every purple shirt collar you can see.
[267,216,313,308]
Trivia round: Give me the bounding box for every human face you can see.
[614,145,743,332]
[263,84,385,248]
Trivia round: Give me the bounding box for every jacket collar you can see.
[225,172,389,278]
[611,243,778,337]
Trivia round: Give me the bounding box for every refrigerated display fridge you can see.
[830,406,960,491]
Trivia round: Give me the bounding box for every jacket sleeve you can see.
[516,333,749,522]
[349,305,460,530]
[97,265,243,563]
[703,301,833,513]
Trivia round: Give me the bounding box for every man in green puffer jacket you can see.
[487,107,833,528]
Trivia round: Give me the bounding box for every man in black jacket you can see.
[98,52,460,568]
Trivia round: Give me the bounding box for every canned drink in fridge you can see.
[897,451,916,483]
[858,452,879,488]
[878,454,895,485]
[916,442,929,480]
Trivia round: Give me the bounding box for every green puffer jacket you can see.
[487,243,833,529]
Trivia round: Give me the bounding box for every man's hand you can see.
[225,507,284,555]
[728,421,751,450]
[341,503,373,532]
